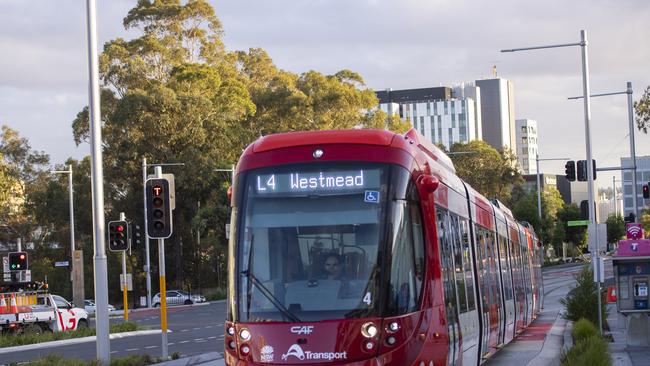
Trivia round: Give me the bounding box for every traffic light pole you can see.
[142,158,152,308]
[119,212,128,322]
[568,82,639,220]
[155,166,169,360]
[503,29,600,335]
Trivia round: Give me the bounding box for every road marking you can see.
[218,335,224,339]
[110,351,118,354]
[168,342,175,345]
[181,329,190,332]
[208,336,217,339]
[205,325,213,328]
[193,327,201,330]
[125,348,139,351]
[145,345,158,349]
[180,340,190,344]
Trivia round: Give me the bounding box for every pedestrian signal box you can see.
[146,177,173,239]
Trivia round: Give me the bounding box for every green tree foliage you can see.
[448,141,522,202]
[0,125,49,241]
[67,0,392,300]
[560,266,606,326]
[605,214,625,246]
[557,203,588,250]
[634,86,650,133]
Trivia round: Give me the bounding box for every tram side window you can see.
[460,218,475,311]
[437,209,457,319]
[450,214,468,313]
[388,195,424,315]
[499,234,513,301]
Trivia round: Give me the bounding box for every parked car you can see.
[152,290,206,307]
[83,299,116,314]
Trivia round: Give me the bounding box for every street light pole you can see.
[502,29,601,334]
[51,165,83,307]
[142,157,152,308]
[568,82,639,220]
[85,0,110,360]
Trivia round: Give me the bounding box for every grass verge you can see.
[0,321,139,348]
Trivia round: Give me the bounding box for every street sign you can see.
[567,220,590,227]
[120,273,133,291]
[55,261,70,267]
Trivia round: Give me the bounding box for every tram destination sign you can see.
[254,169,381,195]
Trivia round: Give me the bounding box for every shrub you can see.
[561,334,611,366]
[560,266,606,326]
[0,321,139,348]
[572,318,598,342]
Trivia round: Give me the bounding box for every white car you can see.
[152,290,206,307]
[83,299,116,314]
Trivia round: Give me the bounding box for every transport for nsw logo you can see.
[282,344,305,360]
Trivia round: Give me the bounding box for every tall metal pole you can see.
[68,165,75,254]
[627,82,639,220]
[143,157,152,308]
[536,154,542,222]
[613,176,618,217]
[85,0,110,361]
[155,166,169,359]
[579,30,602,335]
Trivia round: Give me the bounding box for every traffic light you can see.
[146,178,173,238]
[576,159,597,181]
[579,200,589,220]
[108,220,129,251]
[131,224,142,249]
[8,251,28,271]
[644,184,649,199]
[564,160,576,181]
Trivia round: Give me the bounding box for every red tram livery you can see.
[225,129,543,365]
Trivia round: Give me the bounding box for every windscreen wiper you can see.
[241,270,301,323]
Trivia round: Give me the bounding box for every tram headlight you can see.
[227,326,236,336]
[386,336,397,345]
[240,344,251,355]
[387,322,399,332]
[239,328,251,341]
[361,322,378,338]
[228,340,236,349]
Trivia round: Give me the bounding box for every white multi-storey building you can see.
[515,119,538,175]
[621,156,650,218]
[377,86,481,150]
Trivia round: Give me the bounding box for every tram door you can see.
[437,210,461,365]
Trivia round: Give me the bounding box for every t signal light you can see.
[146,177,173,238]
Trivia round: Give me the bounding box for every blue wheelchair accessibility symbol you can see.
[364,190,379,203]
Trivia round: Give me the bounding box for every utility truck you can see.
[0,290,89,335]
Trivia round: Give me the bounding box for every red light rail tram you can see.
[224,128,543,365]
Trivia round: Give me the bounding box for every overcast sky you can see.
[1,0,649,191]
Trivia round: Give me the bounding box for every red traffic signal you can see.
[108,220,130,251]
[8,251,28,271]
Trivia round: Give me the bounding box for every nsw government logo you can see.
[260,345,274,362]
[282,344,347,361]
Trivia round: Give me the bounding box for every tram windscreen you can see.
[237,164,390,322]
